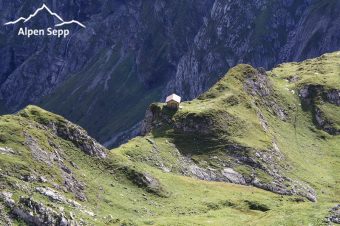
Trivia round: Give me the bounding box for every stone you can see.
[221,168,246,184]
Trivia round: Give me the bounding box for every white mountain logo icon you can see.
[4,4,86,28]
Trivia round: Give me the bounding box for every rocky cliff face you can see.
[0,0,339,146]
[0,0,214,146]
[166,0,340,99]
[0,0,211,110]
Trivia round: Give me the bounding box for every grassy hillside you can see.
[0,52,339,225]
[116,51,340,224]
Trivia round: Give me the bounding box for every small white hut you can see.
[165,93,181,109]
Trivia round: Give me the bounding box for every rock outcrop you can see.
[299,85,340,135]
[19,106,107,158]
[326,204,340,224]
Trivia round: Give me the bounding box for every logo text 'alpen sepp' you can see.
[4,4,86,38]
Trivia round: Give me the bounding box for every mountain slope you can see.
[0,52,339,225]
[119,51,340,223]
[1,0,340,147]
[0,107,312,226]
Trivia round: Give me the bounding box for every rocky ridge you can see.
[141,65,319,201]
[139,52,339,202]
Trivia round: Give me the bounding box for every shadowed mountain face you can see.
[0,0,339,147]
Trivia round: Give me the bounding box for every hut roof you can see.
[166,94,181,103]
